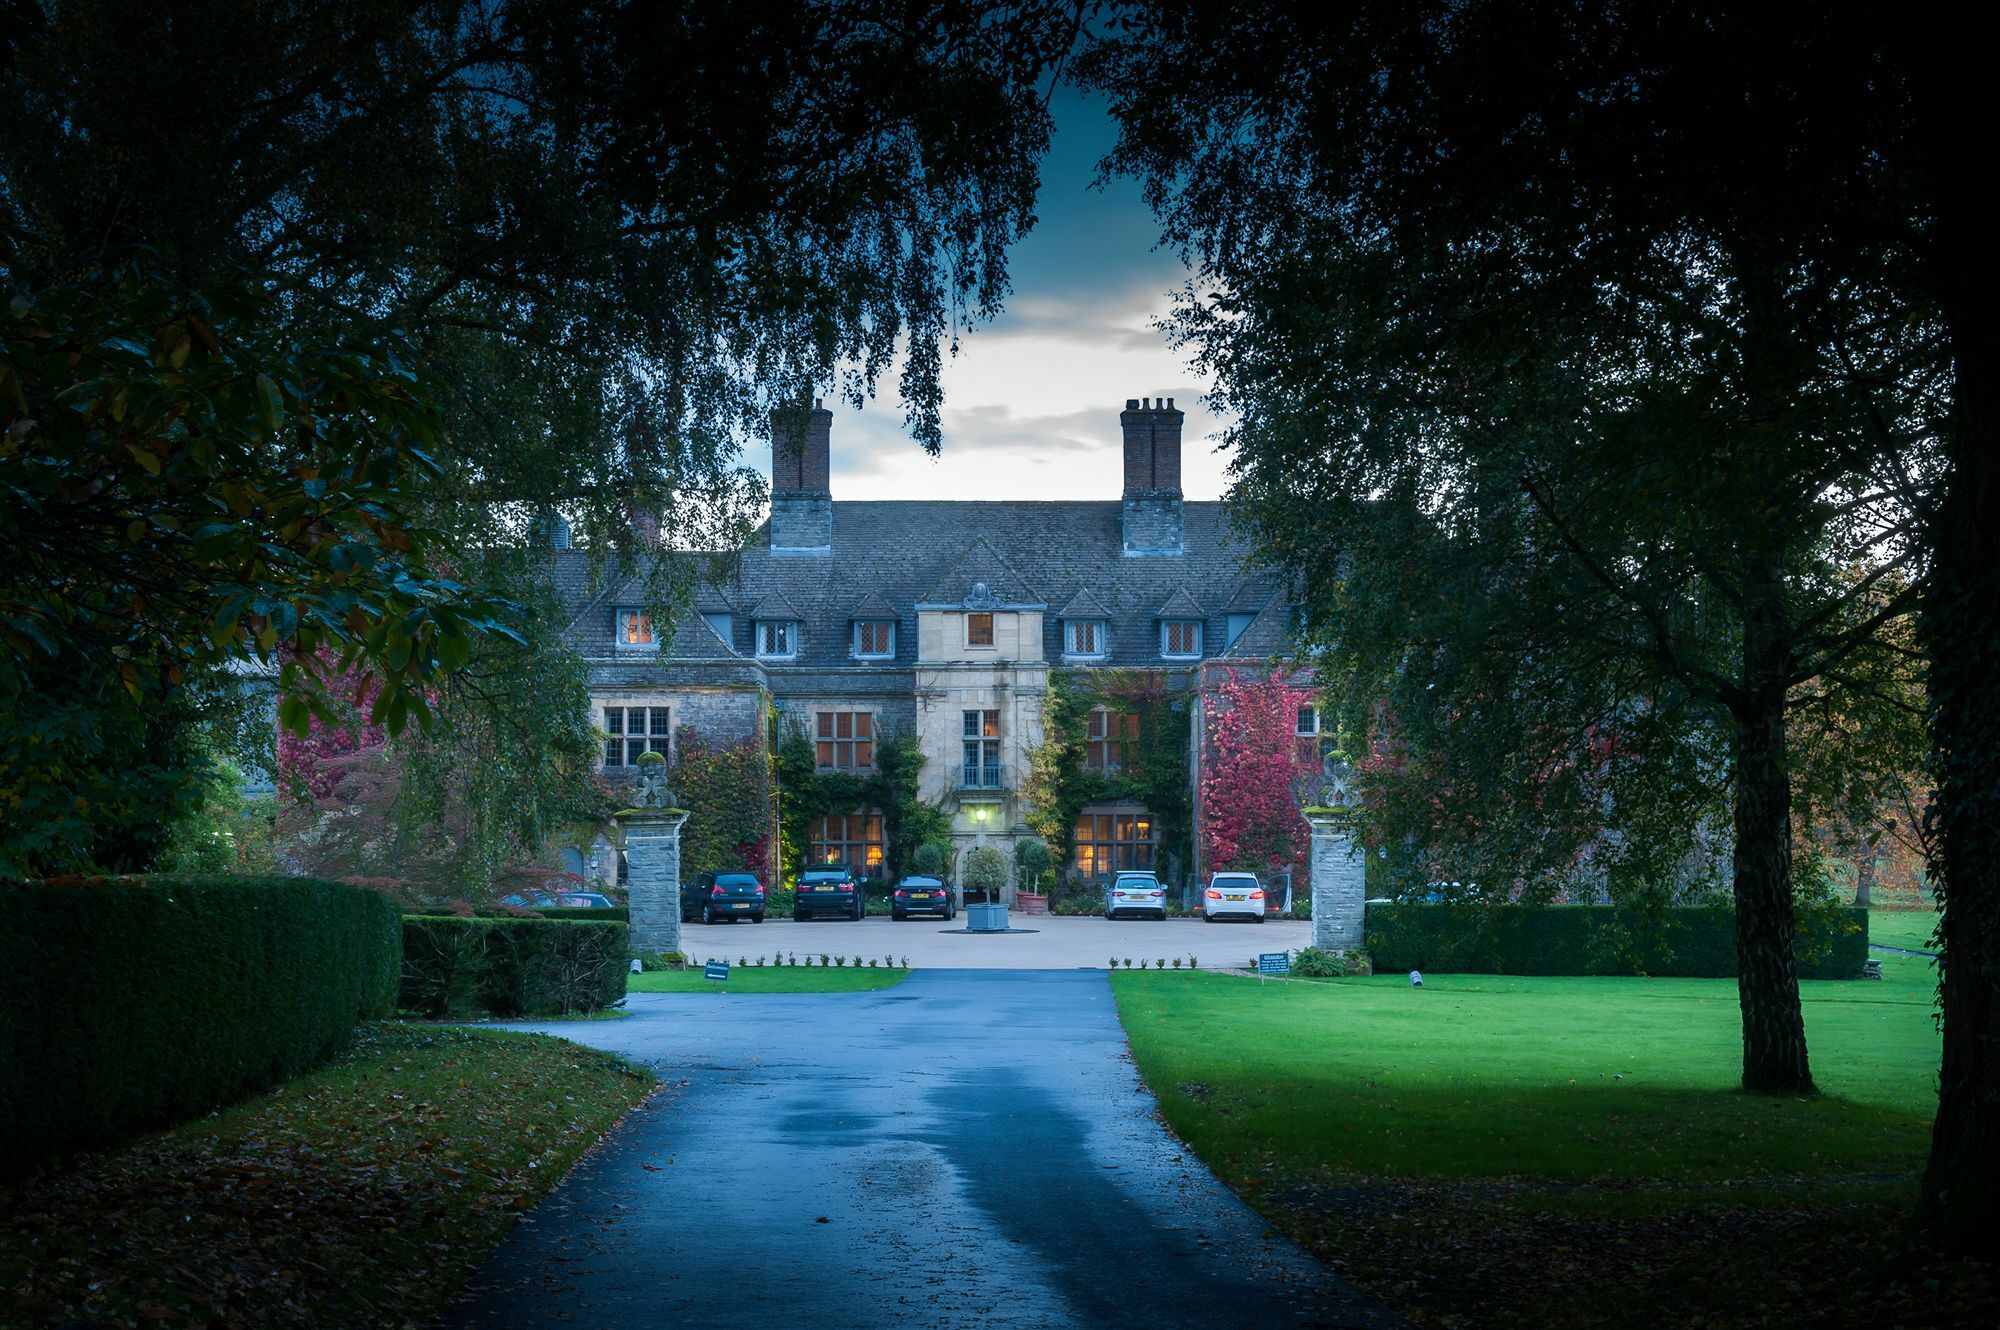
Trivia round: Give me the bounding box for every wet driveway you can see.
[439,970,1391,1329]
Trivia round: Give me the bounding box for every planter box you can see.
[966,902,1010,933]
[1017,892,1048,916]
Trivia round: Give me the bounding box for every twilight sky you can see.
[743,89,1231,503]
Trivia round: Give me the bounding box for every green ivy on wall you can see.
[673,726,775,879]
[775,727,947,884]
[1022,669,1193,883]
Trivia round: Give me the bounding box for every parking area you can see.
[676,912,1314,970]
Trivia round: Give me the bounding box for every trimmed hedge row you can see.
[1,875,399,1181]
[1365,903,1869,979]
[400,916,628,1018]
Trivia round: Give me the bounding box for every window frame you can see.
[602,703,671,768]
[1085,707,1139,772]
[1064,618,1107,658]
[814,709,876,772]
[1072,810,1157,877]
[756,619,798,659]
[853,619,896,660]
[809,811,885,876]
[966,611,996,648]
[1160,619,1203,659]
[613,607,657,651]
[961,708,1001,786]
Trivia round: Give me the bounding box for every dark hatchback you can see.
[890,875,954,921]
[793,865,865,921]
[683,871,766,924]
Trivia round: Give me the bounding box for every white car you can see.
[1201,872,1267,922]
[1104,872,1167,920]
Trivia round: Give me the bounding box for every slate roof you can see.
[554,500,1294,670]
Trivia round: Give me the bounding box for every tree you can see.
[1084,3,1944,1093]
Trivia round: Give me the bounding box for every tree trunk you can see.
[1731,570,1815,1095]
[1915,38,2000,1248]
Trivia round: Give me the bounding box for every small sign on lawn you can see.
[1257,951,1290,981]
[704,960,730,985]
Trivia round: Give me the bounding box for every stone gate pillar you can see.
[617,807,689,956]
[1308,812,1366,951]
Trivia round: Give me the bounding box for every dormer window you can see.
[615,609,656,650]
[1065,619,1107,658]
[1161,620,1203,659]
[966,612,995,648]
[757,620,797,658]
[854,620,895,659]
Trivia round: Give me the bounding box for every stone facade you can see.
[553,398,1314,901]
[620,808,688,954]
[1308,813,1367,950]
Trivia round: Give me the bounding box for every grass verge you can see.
[629,966,909,993]
[0,1023,653,1330]
[1869,905,1939,952]
[1112,954,1992,1328]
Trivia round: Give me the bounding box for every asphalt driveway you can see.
[440,970,1391,1329]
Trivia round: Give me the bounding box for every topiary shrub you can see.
[2,875,399,1181]
[962,845,1008,901]
[909,841,947,877]
[1014,838,1052,894]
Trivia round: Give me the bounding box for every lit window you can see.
[1161,620,1202,658]
[810,813,884,875]
[815,711,875,771]
[967,612,995,647]
[1066,619,1106,657]
[1073,812,1155,878]
[854,620,895,658]
[615,609,655,649]
[1086,708,1139,772]
[603,705,670,767]
[757,620,796,658]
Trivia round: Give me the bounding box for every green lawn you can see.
[1869,906,1940,952]
[629,965,908,993]
[0,1024,652,1330]
[1113,956,1939,1185]
[1111,955,1965,1329]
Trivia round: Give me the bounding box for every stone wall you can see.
[621,808,688,955]
[1308,813,1366,950]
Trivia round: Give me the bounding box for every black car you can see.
[890,875,954,921]
[683,871,766,924]
[793,865,865,920]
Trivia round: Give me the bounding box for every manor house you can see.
[552,398,1326,900]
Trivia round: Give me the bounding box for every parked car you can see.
[498,889,617,910]
[793,865,865,921]
[891,875,955,921]
[1103,872,1167,920]
[682,871,766,924]
[1201,871,1266,922]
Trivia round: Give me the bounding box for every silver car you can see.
[1104,871,1167,920]
[1201,872,1266,921]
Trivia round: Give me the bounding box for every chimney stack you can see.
[1120,396,1184,554]
[769,398,834,553]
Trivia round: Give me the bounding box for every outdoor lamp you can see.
[974,805,989,824]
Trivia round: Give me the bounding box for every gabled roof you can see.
[1219,596,1294,659]
[845,589,900,622]
[1056,587,1112,620]
[1222,583,1273,615]
[664,611,738,660]
[1154,586,1206,620]
[917,536,1047,609]
[745,591,803,622]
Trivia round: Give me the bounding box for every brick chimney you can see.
[770,399,833,553]
[1120,396,1184,554]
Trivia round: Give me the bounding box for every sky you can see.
[741,89,1231,503]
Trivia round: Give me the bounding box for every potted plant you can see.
[962,845,1010,931]
[1014,838,1052,916]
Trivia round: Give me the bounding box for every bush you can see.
[909,842,946,876]
[400,916,628,1018]
[1,875,399,1181]
[1292,945,1371,978]
[1015,838,1052,893]
[1364,903,1868,979]
[962,845,1008,899]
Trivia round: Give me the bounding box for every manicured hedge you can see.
[400,916,628,1018]
[1365,903,1869,979]
[526,906,627,922]
[0,875,399,1181]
